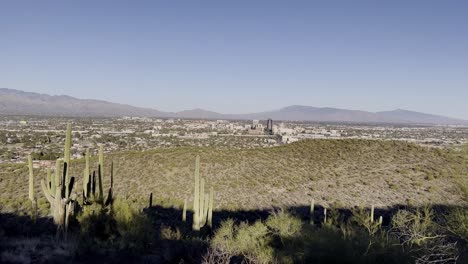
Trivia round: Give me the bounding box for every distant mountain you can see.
[1,88,467,125]
[0,88,170,117]
[173,108,225,119]
[375,109,465,125]
[227,105,468,125]
[229,105,383,123]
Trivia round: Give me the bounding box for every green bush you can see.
[265,210,302,239]
[445,208,468,242]
[211,219,274,263]
[77,198,154,254]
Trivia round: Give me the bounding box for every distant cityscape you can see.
[0,116,466,165]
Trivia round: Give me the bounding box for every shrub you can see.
[77,198,154,254]
[211,219,274,263]
[445,208,468,242]
[391,207,459,263]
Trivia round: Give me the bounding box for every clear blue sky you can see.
[1,1,467,119]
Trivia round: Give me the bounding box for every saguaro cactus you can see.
[98,145,104,201]
[192,156,201,230]
[83,149,90,200]
[310,199,315,224]
[207,187,214,227]
[192,156,214,231]
[40,123,76,240]
[28,155,37,222]
[182,197,187,222]
[41,161,76,240]
[64,123,72,200]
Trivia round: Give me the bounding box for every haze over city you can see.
[1,1,468,119]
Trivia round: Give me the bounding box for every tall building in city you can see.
[252,120,259,128]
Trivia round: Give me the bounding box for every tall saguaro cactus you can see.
[40,123,76,240]
[310,199,315,225]
[83,149,90,199]
[64,123,72,200]
[98,145,104,201]
[28,155,37,222]
[193,156,201,230]
[192,156,214,231]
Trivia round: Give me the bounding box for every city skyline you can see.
[1,1,468,119]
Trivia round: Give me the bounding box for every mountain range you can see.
[1,88,466,125]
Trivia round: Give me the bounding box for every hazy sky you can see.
[1,1,467,119]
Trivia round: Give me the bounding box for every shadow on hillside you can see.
[144,203,468,231]
[1,203,467,263]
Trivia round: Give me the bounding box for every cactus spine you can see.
[192,156,214,230]
[28,155,37,222]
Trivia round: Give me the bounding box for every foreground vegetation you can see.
[1,201,467,263]
[0,124,467,263]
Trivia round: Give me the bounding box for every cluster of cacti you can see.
[82,145,113,207]
[26,123,116,240]
[370,205,383,227]
[192,155,214,230]
[40,123,77,240]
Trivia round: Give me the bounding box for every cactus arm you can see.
[41,179,54,204]
[55,159,60,187]
[46,168,52,193]
[50,168,56,195]
[67,177,75,198]
[201,193,209,227]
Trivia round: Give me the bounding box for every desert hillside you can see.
[2,139,466,214]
